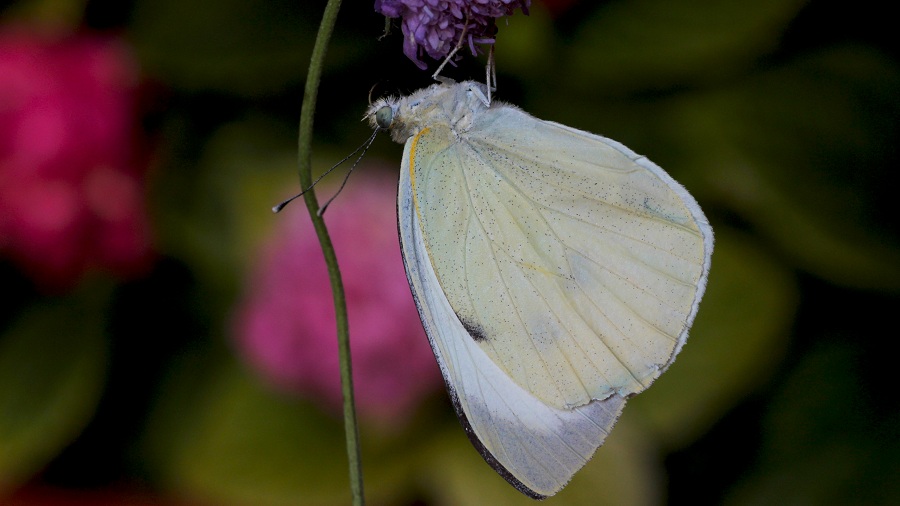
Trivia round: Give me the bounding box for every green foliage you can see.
[2,0,898,504]
[130,0,316,95]
[0,291,108,493]
[566,0,809,93]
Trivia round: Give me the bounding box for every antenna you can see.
[272,128,380,214]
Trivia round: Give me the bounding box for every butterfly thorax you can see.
[366,81,491,144]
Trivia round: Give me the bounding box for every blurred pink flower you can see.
[234,171,442,425]
[0,27,154,290]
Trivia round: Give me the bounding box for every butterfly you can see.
[366,80,713,498]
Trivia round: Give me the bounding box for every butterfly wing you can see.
[398,128,627,498]
[408,105,713,411]
[397,100,712,497]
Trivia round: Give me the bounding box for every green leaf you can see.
[143,355,426,505]
[668,46,900,290]
[130,0,316,95]
[725,342,900,505]
[0,294,108,493]
[149,116,298,310]
[629,229,797,447]
[566,0,808,93]
[2,0,89,27]
[493,4,556,80]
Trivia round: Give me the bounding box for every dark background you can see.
[2,0,898,504]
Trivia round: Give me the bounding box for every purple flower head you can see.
[375,0,530,70]
[234,170,442,426]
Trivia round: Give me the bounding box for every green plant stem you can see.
[297,1,364,505]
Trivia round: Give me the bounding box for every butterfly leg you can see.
[485,45,497,104]
[432,14,472,82]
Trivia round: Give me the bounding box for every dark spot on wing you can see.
[458,314,488,342]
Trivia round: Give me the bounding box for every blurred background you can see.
[1,0,898,504]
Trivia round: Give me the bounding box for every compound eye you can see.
[375,106,393,129]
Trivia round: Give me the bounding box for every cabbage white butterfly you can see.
[367,81,713,498]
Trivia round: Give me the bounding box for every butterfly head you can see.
[365,95,407,143]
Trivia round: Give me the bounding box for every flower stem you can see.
[297,1,364,505]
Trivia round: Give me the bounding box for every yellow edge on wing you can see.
[408,126,430,214]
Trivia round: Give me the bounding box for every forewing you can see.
[413,107,713,409]
[398,134,626,497]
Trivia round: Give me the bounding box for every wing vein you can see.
[462,140,661,396]
[467,141,700,270]
[454,145,564,400]
[565,239,696,311]
[471,138,702,237]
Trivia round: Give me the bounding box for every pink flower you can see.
[0,27,154,290]
[375,0,531,69]
[234,170,442,426]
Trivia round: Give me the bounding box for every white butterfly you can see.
[366,81,713,498]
